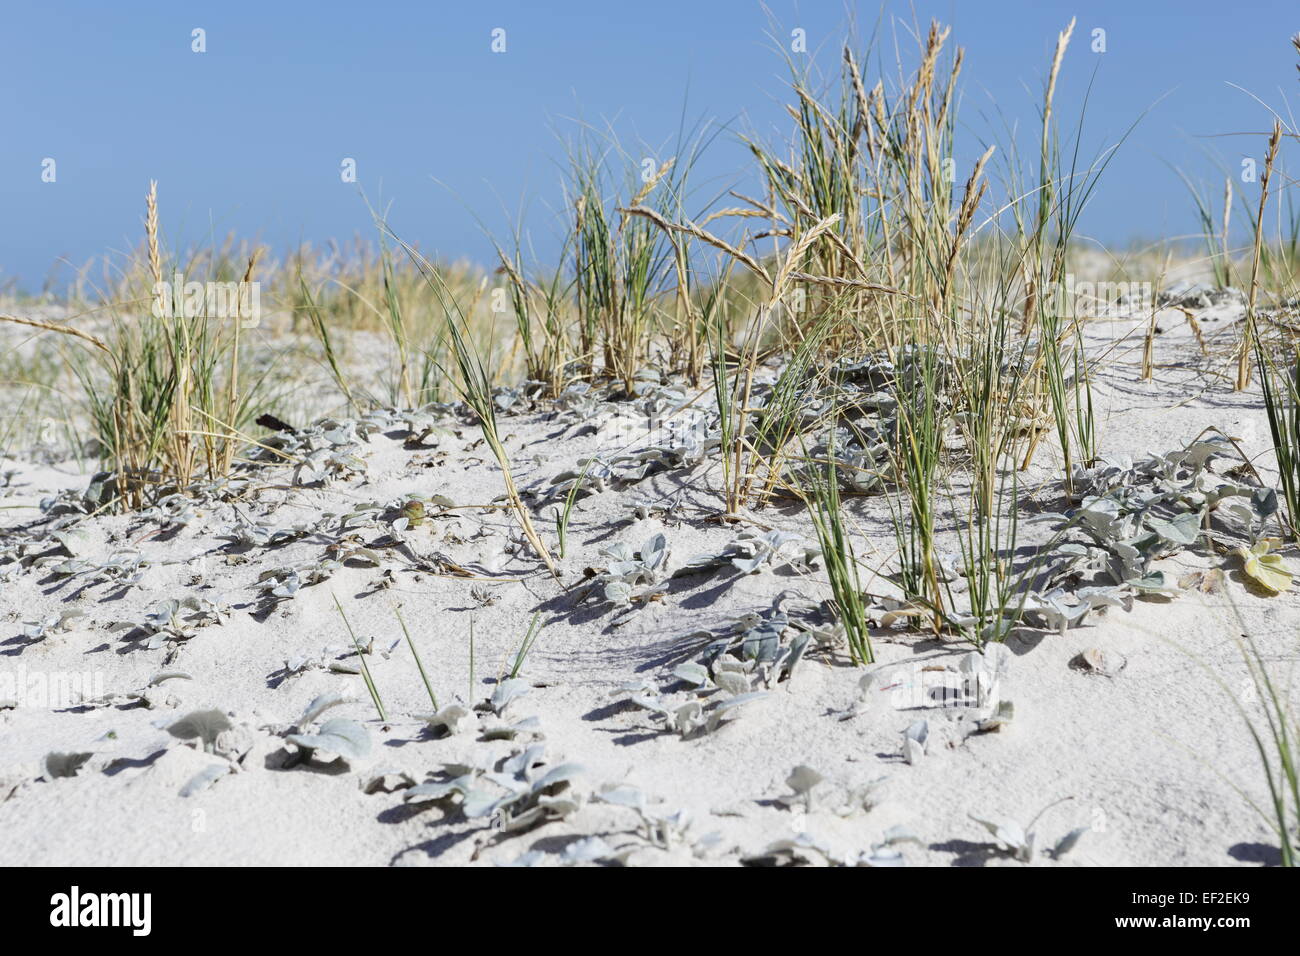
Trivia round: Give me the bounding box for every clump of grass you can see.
[490,211,578,398]
[4,181,265,507]
[627,16,1077,521]
[570,145,671,392]
[1256,340,1300,538]
[888,337,946,631]
[944,249,1036,646]
[568,113,718,390]
[743,312,837,508]
[800,429,873,665]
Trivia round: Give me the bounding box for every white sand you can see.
[0,304,1295,867]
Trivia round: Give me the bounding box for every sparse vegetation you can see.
[2,11,1300,871]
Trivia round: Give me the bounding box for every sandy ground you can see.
[0,299,1296,867]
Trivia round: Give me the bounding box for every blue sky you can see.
[1,0,1296,293]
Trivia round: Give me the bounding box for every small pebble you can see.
[1070,647,1126,677]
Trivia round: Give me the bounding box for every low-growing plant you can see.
[968,797,1088,863]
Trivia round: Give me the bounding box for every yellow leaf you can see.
[1251,537,1283,557]
[1239,547,1292,594]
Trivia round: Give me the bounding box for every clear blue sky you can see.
[2,0,1296,293]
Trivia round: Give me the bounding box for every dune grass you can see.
[0,17,1293,665]
[801,428,874,665]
